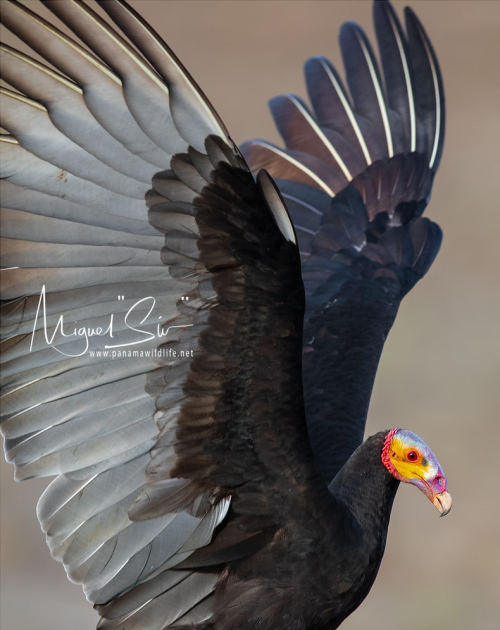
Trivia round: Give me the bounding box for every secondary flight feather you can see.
[0,1,449,629]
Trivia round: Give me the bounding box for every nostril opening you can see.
[436,476,444,487]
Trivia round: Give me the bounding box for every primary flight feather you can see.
[0,1,450,629]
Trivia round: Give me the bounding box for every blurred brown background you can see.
[1,1,499,629]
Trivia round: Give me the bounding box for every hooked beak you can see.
[410,474,452,517]
[432,490,452,517]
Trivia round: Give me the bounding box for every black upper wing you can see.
[241,0,445,483]
[0,1,338,627]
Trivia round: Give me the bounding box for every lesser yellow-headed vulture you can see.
[0,1,450,628]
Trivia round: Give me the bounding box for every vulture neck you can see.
[328,431,400,541]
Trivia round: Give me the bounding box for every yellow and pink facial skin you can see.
[382,428,452,516]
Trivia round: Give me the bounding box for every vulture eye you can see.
[407,450,419,462]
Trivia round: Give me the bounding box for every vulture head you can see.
[382,428,452,516]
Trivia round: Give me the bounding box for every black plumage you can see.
[0,1,451,629]
[242,0,445,486]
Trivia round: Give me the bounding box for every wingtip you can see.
[404,4,430,37]
[303,55,334,83]
[403,5,417,21]
[339,20,362,38]
[404,4,445,171]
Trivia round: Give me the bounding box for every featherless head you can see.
[382,429,452,516]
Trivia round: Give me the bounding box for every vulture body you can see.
[0,1,451,629]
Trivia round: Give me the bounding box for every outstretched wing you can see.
[241,0,445,483]
[1,1,331,628]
